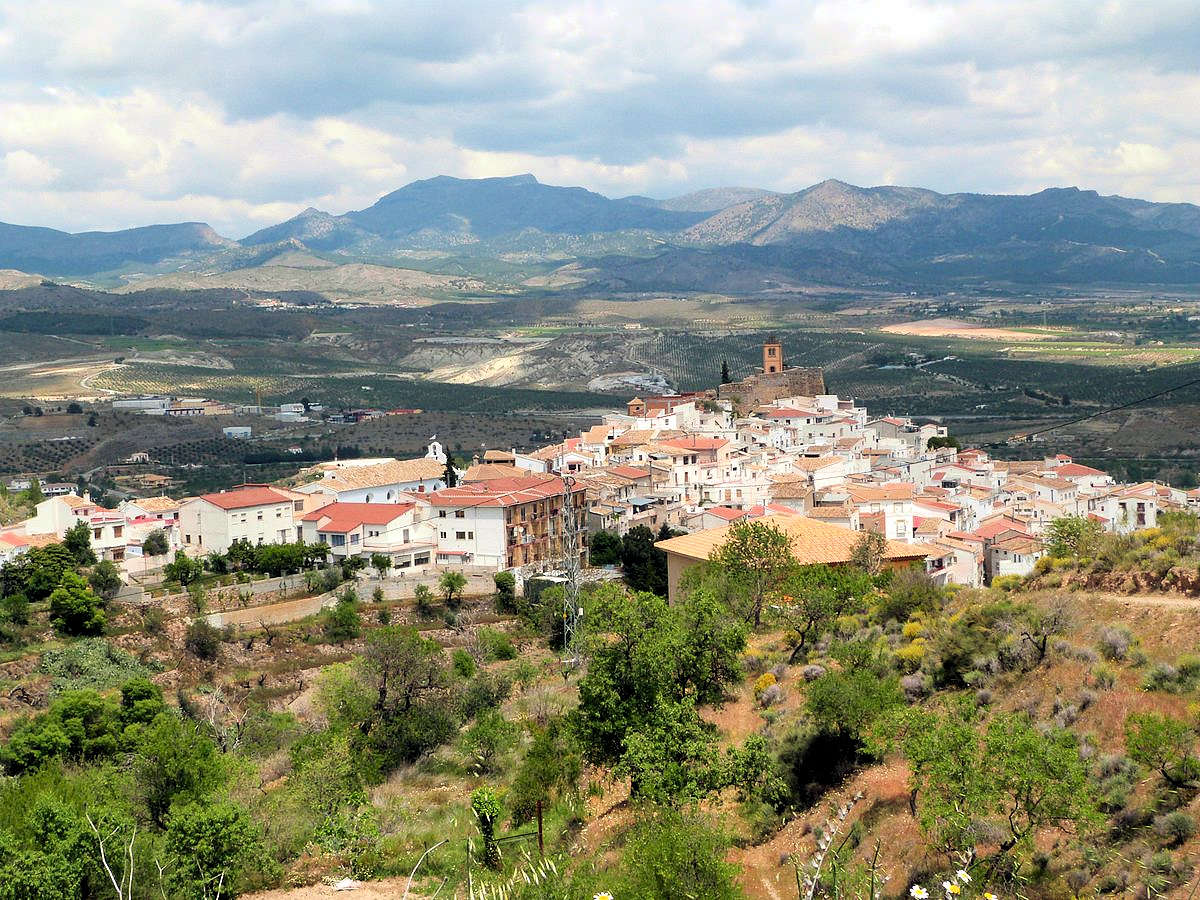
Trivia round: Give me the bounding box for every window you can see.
[455,510,465,518]
[439,510,447,518]
[113,526,123,538]
[439,531,447,539]
[185,534,191,544]
[468,531,474,540]
[276,509,282,518]
[330,534,346,547]
[294,500,304,512]
[365,494,373,503]
[386,491,393,500]
[414,552,430,565]
[93,528,101,539]
[318,534,328,544]
[456,531,467,540]
[257,511,263,520]
[350,534,359,544]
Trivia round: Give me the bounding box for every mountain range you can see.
[2,174,1199,289]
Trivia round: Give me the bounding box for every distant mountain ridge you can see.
[1,175,1199,287]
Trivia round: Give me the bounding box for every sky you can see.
[0,0,1198,239]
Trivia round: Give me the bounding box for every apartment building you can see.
[425,476,588,570]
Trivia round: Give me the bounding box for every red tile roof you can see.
[657,436,728,451]
[197,485,297,510]
[427,476,579,508]
[301,502,415,532]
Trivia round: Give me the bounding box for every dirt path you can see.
[1090,591,1200,609]
[244,876,422,899]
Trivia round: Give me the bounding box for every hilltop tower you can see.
[717,336,825,413]
[763,336,783,374]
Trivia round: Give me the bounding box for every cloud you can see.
[0,0,1197,236]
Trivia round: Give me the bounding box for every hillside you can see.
[3,175,1199,286]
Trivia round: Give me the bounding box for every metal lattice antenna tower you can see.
[559,474,583,668]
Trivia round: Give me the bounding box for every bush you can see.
[992,574,1022,592]
[618,809,740,900]
[1092,663,1117,689]
[801,664,826,682]
[753,672,777,701]
[477,627,516,661]
[1154,811,1196,847]
[1098,625,1134,661]
[185,620,221,661]
[38,638,155,694]
[758,684,782,709]
[452,648,477,678]
[894,639,928,673]
[323,594,362,644]
[1142,662,1182,693]
[458,670,512,721]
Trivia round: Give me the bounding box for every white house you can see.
[179,485,308,554]
[300,502,434,570]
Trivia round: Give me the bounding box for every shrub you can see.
[902,673,930,701]
[1142,662,1182,693]
[758,683,782,709]
[1098,625,1134,661]
[477,627,516,661]
[493,571,518,613]
[452,648,477,678]
[38,638,155,694]
[185,620,221,661]
[1154,811,1196,847]
[801,664,826,682]
[1092,663,1117,689]
[992,574,1022,592]
[893,639,928,673]
[753,672,776,701]
[901,620,927,640]
[1177,653,1200,681]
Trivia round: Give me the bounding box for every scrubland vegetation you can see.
[3,515,1200,897]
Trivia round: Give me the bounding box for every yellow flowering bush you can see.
[894,639,928,673]
[902,620,927,640]
[753,672,776,700]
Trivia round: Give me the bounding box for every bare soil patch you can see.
[881,317,1056,341]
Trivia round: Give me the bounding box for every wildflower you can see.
[984,894,998,900]
[943,882,961,896]
[594,893,614,900]
[956,870,972,884]
[910,887,929,899]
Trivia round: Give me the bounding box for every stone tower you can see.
[762,336,783,374]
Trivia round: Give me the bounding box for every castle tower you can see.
[762,336,783,374]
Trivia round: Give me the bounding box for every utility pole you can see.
[559,474,582,669]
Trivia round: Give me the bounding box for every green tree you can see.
[2,543,74,602]
[413,583,434,618]
[616,698,720,803]
[850,530,888,575]
[588,529,622,567]
[509,717,582,854]
[878,701,1096,860]
[619,524,671,596]
[721,358,732,384]
[87,559,122,601]
[49,572,105,636]
[805,654,903,743]
[164,550,203,587]
[165,801,261,900]
[22,478,44,506]
[62,520,97,567]
[185,619,221,661]
[369,553,391,580]
[708,519,795,626]
[134,712,225,828]
[1126,711,1200,787]
[443,456,458,488]
[314,661,375,731]
[926,435,961,451]
[439,570,467,608]
[323,591,362,644]
[141,528,169,557]
[1046,515,1104,559]
[572,585,745,768]
[492,570,517,613]
[776,564,875,662]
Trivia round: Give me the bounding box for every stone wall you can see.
[717,367,826,411]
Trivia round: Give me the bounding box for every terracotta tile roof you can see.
[1054,462,1107,477]
[846,483,915,502]
[312,458,445,491]
[59,494,94,510]
[656,514,933,566]
[195,485,299,510]
[705,506,749,522]
[482,449,516,462]
[582,425,613,443]
[301,502,415,532]
[770,480,813,500]
[427,476,580,508]
[806,503,855,519]
[791,455,842,472]
[608,465,654,480]
[129,496,179,512]
[657,436,728,452]
[462,463,526,482]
